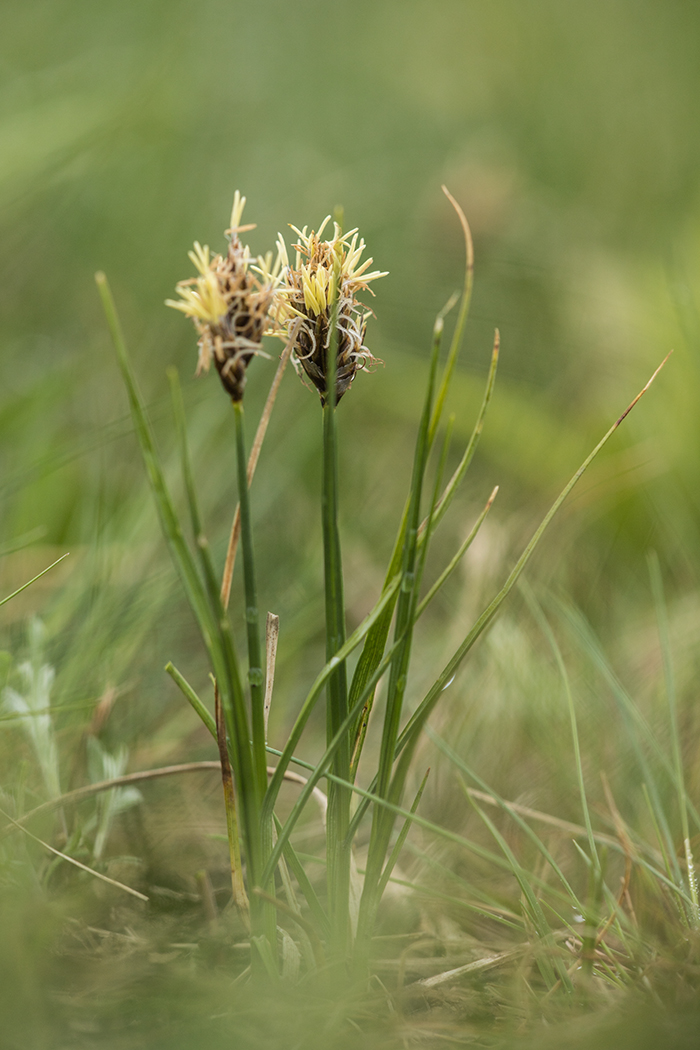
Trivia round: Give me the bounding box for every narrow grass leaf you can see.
[273,813,330,940]
[164,662,216,738]
[428,186,475,444]
[520,583,599,869]
[554,595,693,872]
[648,551,700,922]
[358,315,443,940]
[0,553,69,608]
[416,485,498,617]
[376,768,430,901]
[262,576,400,818]
[348,294,470,769]
[0,805,148,902]
[431,731,584,913]
[95,273,261,907]
[466,794,569,992]
[427,328,499,538]
[395,356,670,770]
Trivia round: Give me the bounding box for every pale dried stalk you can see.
[220,321,300,609]
[215,686,249,913]
[9,760,328,829]
[264,612,280,738]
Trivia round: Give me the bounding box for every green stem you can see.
[322,262,351,956]
[233,401,266,801]
[215,687,249,916]
[233,400,275,965]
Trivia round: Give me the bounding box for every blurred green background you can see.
[3,0,700,592]
[3,0,700,1045]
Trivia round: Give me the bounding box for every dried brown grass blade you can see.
[9,762,327,829]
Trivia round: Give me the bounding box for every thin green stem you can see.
[322,259,351,953]
[233,399,276,964]
[233,401,267,802]
[520,583,604,969]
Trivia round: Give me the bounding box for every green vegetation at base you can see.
[3,1,700,1045]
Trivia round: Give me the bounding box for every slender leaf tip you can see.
[441,186,474,273]
[614,350,671,427]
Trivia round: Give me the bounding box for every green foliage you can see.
[4,2,700,1044]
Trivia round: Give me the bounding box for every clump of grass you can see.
[89,184,668,988]
[5,185,694,1049]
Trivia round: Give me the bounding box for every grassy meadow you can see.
[3,1,700,1046]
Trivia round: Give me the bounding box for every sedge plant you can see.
[94,186,667,982]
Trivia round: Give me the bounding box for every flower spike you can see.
[166,192,276,402]
[272,218,388,404]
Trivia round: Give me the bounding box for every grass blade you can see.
[431,731,583,913]
[0,805,148,902]
[465,793,570,992]
[0,553,69,608]
[273,813,330,941]
[95,273,214,649]
[648,551,700,923]
[376,768,430,902]
[554,596,693,875]
[164,661,216,738]
[215,686,249,914]
[347,356,670,845]
[428,186,475,444]
[357,314,443,944]
[95,273,266,946]
[520,583,599,869]
[348,325,498,774]
[396,355,670,768]
[262,576,401,820]
[416,485,498,617]
[426,329,499,538]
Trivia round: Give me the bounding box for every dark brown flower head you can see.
[166,192,277,402]
[273,217,387,405]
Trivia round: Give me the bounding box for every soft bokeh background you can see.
[3,1,700,1046]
